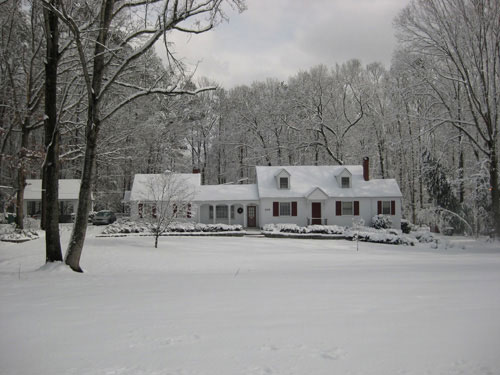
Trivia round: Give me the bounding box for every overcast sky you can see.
[160,0,410,89]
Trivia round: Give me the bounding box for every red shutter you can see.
[354,201,359,216]
[291,201,297,216]
[391,200,396,215]
[336,201,342,216]
[152,205,157,218]
[273,202,279,217]
[377,201,382,215]
[138,203,143,219]
[187,203,192,218]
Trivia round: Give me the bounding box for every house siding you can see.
[260,198,308,227]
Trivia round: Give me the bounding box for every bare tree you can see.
[41,0,245,271]
[395,0,500,236]
[0,0,45,230]
[139,173,196,248]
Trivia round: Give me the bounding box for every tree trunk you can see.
[42,0,63,262]
[15,131,29,229]
[489,145,500,237]
[65,0,115,272]
[65,125,98,272]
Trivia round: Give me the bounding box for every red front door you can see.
[247,206,257,227]
[312,202,321,225]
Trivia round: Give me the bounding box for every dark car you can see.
[92,210,117,225]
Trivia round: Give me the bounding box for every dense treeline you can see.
[1,0,499,244]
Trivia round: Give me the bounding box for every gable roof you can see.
[305,186,329,200]
[196,184,259,202]
[275,168,291,177]
[24,179,81,200]
[130,173,201,201]
[256,166,402,198]
[337,167,352,176]
[130,173,259,202]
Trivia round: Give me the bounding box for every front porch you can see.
[196,202,260,228]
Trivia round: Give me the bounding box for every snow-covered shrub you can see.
[0,228,39,241]
[400,219,411,234]
[23,218,40,231]
[442,226,454,236]
[305,225,346,234]
[101,220,150,234]
[371,214,392,229]
[412,226,435,243]
[345,227,415,246]
[102,221,243,235]
[262,223,302,233]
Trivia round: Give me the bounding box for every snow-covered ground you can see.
[1,225,500,375]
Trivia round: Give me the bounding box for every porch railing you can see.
[307,217,328,225]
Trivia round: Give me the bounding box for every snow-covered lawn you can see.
[1,226,500,375]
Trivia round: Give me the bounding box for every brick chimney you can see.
[362,157,369,181]
[192,168,200,174]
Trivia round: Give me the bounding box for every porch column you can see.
[227,204,231,225]
[212,204,216,224]
[243,204,247,228]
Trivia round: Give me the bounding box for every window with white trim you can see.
[342,201,353,215]
[381,201,391,215]
[279,177,289,189]
[341,177,350,188]
[216,205,228,219]
[279,202,291,216]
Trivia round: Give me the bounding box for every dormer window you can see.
[275,168,291,189]
[341,177,350,188]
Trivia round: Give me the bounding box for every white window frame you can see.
[341,176,350,188]
[342,201,353,216]
[279,202,291,216]
[279,177,289,189]
[381,201,391,215]
[216,205,228,219]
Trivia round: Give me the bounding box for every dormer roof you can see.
[274,168,291,178]
[337,167,352,177]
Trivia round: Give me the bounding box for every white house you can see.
[129,158,403,229]
[23,179,86,221]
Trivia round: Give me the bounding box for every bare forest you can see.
[1,0,499,268]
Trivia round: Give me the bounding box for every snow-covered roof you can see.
[196,184,259,202]
[24,179,81,200]
[130,166,402,204]
[256,166,402,198]
[130,173,201,202]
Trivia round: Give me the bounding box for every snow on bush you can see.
[371,214,392,229]
[101,220,151,234]
[263,223,415,245]
[412,226,435,243]
[167,223,242,232]
[101,220,242,235]
[346,227,416,246]
[400,219,411,234]
[0,227,39,241]
[262,224,345,234]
